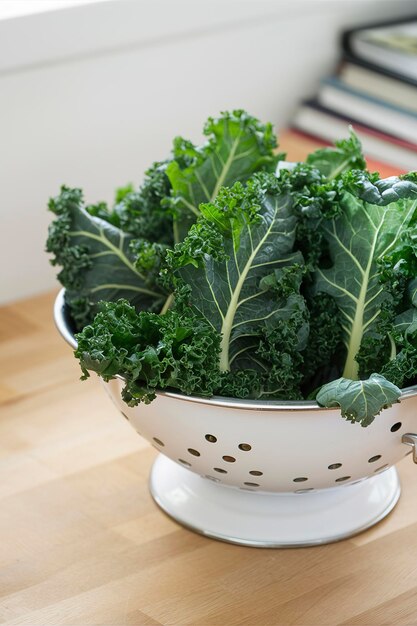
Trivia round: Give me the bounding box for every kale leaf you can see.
[316,374,401,427]
[47,186,166,329]
[48,110,280,328]
[306,129,366,180]
[165,110,279,241]
[166,172,309,399]
[75,299,222,405]
[315,172,417,380]
[84,163,174,244]
[110,163,174,244]
[314,172,417,423]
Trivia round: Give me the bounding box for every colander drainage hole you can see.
[205,434,217,443]
[152,437,165,447]
[335,476,351,482]
[243,482,260,487]
[222,455,236,463]
[293,477,308,483]
[249,470,263,476]
[368,454,382,463]
[178,459,191,467]
[238,443,252,451]
[390,422,402,432]
[213,467,228,474]
[295,488,314,493]
[328,463,342,470]
[188,448,200,457]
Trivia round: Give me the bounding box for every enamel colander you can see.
[55,290,417,547]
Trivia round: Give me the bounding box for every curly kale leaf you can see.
[111,163,174,243]
[314,172,417,381]
[47,186,166,329]
[312,172,417,423]
[379,300,417,388]
[164,110,279,241]
[47,111,282,326]
[342,171,417,205]
[301,294,344,394]
[113,110,279,244]
[75,299,222,405]
[316,374,401,427]
[166,172,309,400]
[380,347,417,389]
[306,129,366,180]
[84,164,174,245]
[276,164,343,271]
[277,134,365,272]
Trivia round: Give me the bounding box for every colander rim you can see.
[54,289,417,412]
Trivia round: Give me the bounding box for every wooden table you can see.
[2,135,417,625]
[2,293,417,626]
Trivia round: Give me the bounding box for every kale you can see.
[47,118,417,425]
[313,171,417,424]
[75,299,222,405]
[111,163,174,244]
[46,186,166,329]
[164,109,279,241]
[47,110,279,326]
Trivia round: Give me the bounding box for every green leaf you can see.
[47,186,166,329]
[301,294,343,392]
[378,305,417,388]
[75,299,222,405]
[306,129,366,180]
[168,173,309,400]
[114,183,134,203]
[342,170,417,205]
[314,173,417,380]
[111,162,174,244]
[392,307,417,336]
[380,347,417,389]
[84,164,174,244]
[316,373,401,426]
[165,110,278,241]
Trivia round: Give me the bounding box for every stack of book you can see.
[290,16,417,175]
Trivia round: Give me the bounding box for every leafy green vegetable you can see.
[301,294,343,393]
[165,110,279,241]
[83,163,174,244]
[316,374,401,426]
[75,299,222,405]
[379,299,417,388]
[306,129,366,180]
[48,115,417,425]
[278,137,366,273]
[47,186,166,329]
[48,110,280,327]
[110,163,174,244]
[166,173,309,399]
[314,173,417,377]
[313,172,417,422]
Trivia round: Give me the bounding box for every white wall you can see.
[1,0,415,304]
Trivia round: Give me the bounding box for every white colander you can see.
[55,290,417,547]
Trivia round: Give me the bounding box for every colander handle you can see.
[402,434,417,464]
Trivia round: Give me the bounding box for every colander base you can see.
[149,455,401,547]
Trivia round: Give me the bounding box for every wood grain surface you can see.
[2,137,417,626]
